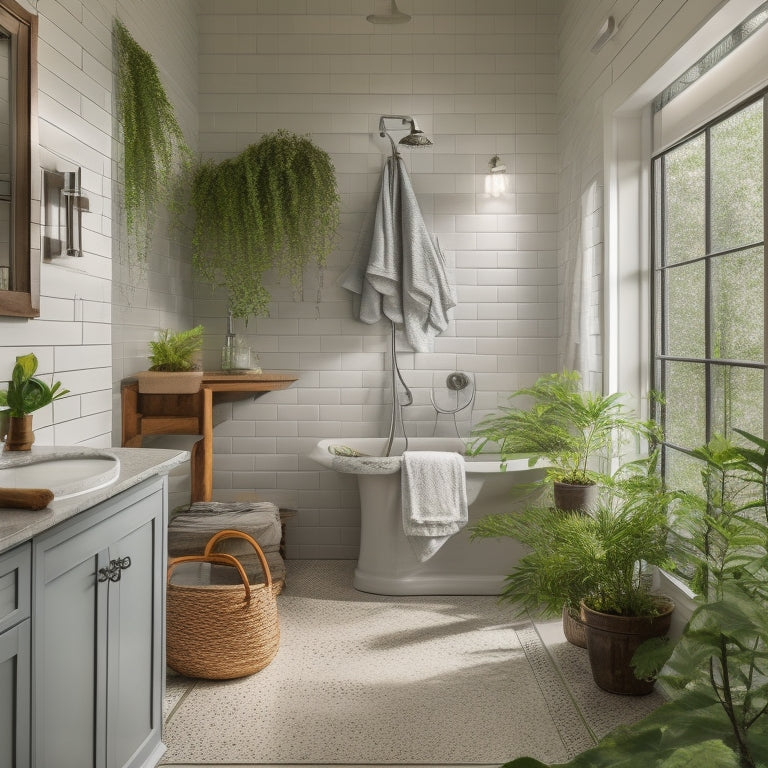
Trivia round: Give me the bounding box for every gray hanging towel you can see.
[340,156,456,352]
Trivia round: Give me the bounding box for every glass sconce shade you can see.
[484,154,509,197]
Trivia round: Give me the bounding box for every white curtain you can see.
[560,178,600,386]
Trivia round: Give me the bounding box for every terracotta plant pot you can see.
[553,481,598,512]
[580,598,674,695]
[4,414,34,451]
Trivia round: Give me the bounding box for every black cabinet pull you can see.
[97,556,132,583]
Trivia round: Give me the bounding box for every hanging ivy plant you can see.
[114,18,191,272]
[191,129,340,320]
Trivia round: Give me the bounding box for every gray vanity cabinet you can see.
[32,477,167,768]
[0,543,32,768]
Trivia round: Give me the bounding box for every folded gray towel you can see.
[168,501,282,555]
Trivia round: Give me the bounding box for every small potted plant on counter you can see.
[0,353,69,450]
[136,325,205,394]
[468,370,658,512]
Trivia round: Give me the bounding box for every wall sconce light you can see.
[484,155,509,198]
[42,167,87,258]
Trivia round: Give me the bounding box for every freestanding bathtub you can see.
[309,437,545,595]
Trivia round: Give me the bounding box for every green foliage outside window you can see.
[656,96,765,497]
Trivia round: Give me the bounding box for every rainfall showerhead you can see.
[378,115,434,153]
[367,0,411,24]
[398,129,433,147]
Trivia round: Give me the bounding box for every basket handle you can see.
[167,552,251,600]
[203,528,273,591]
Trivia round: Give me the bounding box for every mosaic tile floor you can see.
[161,560,664,767]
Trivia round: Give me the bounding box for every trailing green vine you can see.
[191,129,340,319]
[114,18,191,273]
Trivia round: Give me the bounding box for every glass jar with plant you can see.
[469,370,659,511]
[0,353,69,450]
[190,129,340,321]
[136,325,205,394]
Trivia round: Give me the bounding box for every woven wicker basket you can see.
[166,529,280,680]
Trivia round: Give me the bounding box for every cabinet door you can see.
[0,619,31,768]
[33,478,167,768]
[33,518,111,768]
[106,495,165,768]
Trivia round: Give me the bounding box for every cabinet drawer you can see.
[0,543,31,633]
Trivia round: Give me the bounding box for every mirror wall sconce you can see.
[42,167,88,258]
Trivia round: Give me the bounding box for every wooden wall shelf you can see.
[121,372,298,503]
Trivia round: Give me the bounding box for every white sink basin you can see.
[0,453,121,500]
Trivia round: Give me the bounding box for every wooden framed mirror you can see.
[0,0,36,318]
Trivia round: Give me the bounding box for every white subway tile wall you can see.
[0,0,727,559]
[0,0,197,455]
[110,0,199,448]
[193,0,559,558]
[556,0,728,395]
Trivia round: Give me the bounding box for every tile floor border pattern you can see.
[514,624,596,760]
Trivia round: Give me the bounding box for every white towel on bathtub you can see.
[401,451,468,562]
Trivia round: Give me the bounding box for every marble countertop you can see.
[0,445,189,554]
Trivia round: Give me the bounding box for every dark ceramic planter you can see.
[553,481,598,513]
[580,598,674,695]
[562,604,588,648]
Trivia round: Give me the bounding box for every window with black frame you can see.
[652,92,766,498]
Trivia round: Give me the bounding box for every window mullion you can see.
[654,156,666,473]
[704,126,713,444]
[764,93,768,440]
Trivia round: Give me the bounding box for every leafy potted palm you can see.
[0,353,69,450]
[469,370,658,512]
[500,431,768,767]
[472,455,676,683]
[136,325,205,394]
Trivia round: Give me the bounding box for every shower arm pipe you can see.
[384,320,412,457]
[379,114,415,136]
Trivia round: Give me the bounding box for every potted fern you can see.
[469,370,658,512]
[0,353,69,450]
[472,457,675,694]
[136,325,205,394]
[190,129,340,320]
[500,431,768,767]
